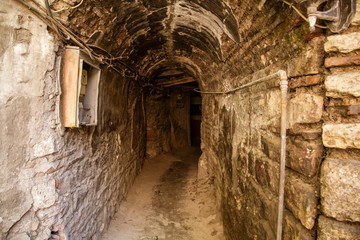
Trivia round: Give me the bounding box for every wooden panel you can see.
[61,47,80,127]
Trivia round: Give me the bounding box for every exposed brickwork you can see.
[325,55,360,68]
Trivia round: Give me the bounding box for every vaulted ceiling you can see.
[57,0,241,86]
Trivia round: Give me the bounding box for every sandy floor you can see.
[101,148,224,240]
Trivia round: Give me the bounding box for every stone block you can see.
[283,210,315,240]
[255,159,270,188]
[287,37,324,77]
[325,71,360,98]
[321,158,360,222]
[285,174,318,229]
[8,233,30,240]
[325,55,360,68]
[287,138,323,177]
[325,32,360,53]
[318,215,360,240]
[289,75,322,89]
[287,93,323,128]
[31,179,56,211]
[323,123,360,149]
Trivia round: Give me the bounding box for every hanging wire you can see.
[194,71,282,95]
[13,0,146,80]
[52,0,84,13]
[44,0,70,41]
[281,0,328,29]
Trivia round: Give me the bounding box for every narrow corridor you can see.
[102,148,224,240]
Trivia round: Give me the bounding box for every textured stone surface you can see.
[287,37,324,77]
[287,93,323,128]
[287,138,323,177]
[283,210,315,240]
[318,215,360,240]
[325,71,360,98]
[289,75,322,89]
[285,174,318,230]
[31,179,56,211]
[323,123,360,149]
[325,55,360,68]
[324,32,360,53]
[0,3,146,239]
[321,158,360,222]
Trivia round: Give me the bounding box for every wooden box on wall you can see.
[61,46,100,127]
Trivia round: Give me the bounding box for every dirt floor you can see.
[101,147,224,240]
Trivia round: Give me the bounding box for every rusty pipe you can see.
[276,70,288,240]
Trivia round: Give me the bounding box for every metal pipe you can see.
[276,70,288,240]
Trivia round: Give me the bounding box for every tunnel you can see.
[1,0,360,239]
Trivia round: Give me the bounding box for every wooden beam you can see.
[156,77,195,87]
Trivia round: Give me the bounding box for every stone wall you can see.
[146,87,191,158]
[0,1,146,239]
[199,0,360,239]
[145,91,172,158]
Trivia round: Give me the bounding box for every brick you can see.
[325,32,360,53]
[325,55,360,68]
[287,139,323,178]
[325,71,360,97]
[321,158,360,222]
[289,75,322,89]
[318,215,360,240]
[283,210,315,240]
[285,174,318,230]
[323,123,360,149]
[348,104,360,115]
[287,93,323,128]
[287,37,324,77]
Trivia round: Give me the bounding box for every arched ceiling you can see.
[59,0,240,85]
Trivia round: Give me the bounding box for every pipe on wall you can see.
[195,70,289,239]
[276,70,288,240]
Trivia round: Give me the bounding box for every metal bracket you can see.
[307,0,356,32]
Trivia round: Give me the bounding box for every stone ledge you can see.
[321,158,360,222]
[325,71,360,98]
[325,32,360,53]
[323,123,360,149]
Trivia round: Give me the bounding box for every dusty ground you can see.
[101,148,224,240]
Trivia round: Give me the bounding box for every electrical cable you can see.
[44,0,70,41]
[281,0,328,29]
[13,0,146,80]
[194,71,282,95]
[52,0,84,13]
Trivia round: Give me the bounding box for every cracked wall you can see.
[0,1,146,239]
